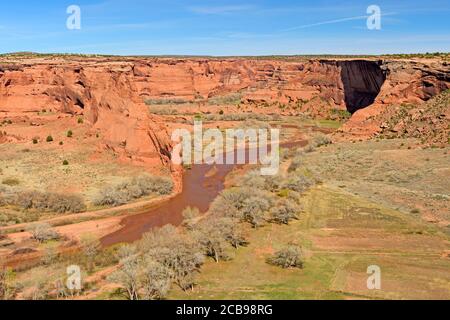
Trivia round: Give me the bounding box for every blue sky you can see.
[0,0,449,55]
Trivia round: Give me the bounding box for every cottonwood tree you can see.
[27,222,60,243]
[194,216,247,262]
[241,195,271,228]
[270,198,301,225]
[267,245,304,269]
[220,217,247,249]
[209,188,253,219]
[108,246,141,300]
[282,173,314,193]
[141,258,172,300]
[182,206,201,230]
[139,226,204,291]
[194,219,229,263]
[80,235,101,272]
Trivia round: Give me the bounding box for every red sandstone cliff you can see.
[340,59,449,137]
[0,56,448,160]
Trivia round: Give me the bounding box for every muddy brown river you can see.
[101,138,308,246]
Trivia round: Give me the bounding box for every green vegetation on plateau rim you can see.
[1,51,449,61]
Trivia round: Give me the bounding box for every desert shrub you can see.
[210,187,274,227]
[207,93,242,106]
[193,218,231,262]
[303,144,315,153]
[241,194,272,228]
[192,216,245,261]
[108,244,173,300]
[140,258,172,300]
[80,235,101,272]
[238,119,271,130]
[62,160,69,165]
[288,151,304,172]
[51,194,86,213]
[0,268,16,300]
[286,190,303,205]
[282,173,315,193]
[209,188,252,218]
[67,130,73,138]
[148,107,179,115]
[2,178,20,186]
[263,174,284,193]
[267,245,304,269]
[77,118,83,124]
[134,175,173,195]
[108,251,141,300]
[42,245,58,266]
[215,216,246,249]
[181,206,201,230]
[311,134,331,147]
[329,108,351,120]
[32,138,38,144]
[15,191,86,213]
[46,135,53,142]
[240,170,283,193]
[27,223,60,243]
[203,112,274,122]
[270,198,301,224]
[94,175,173,207]
[145,98,189,105]
[139,226,204,291]
[239,170,266,190]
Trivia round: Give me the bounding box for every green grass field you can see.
[170,185,450,300]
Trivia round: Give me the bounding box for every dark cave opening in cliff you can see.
[338,60,386,114]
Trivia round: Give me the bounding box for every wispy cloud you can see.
[188,5,254,14]
[283,12,397,31]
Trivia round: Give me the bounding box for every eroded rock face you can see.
[0,57,448,159]
[337,60,386,113]
[0,57,347,165]
[0,60,174,168]
[340,60,450,138]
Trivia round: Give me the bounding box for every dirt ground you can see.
[2,111,449,300]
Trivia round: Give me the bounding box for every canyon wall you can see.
[0,57,448,162]
[340,59,450,137]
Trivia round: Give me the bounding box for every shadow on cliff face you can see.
[338,60,386,113]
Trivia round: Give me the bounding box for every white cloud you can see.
[283,12,397,31]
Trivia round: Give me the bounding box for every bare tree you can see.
[141,257,172,300]
[194,219,229,263]
[140,226,204,291]
[27,222,59,243]
[108,245,141,300]
[267,245,304,269]
[218,217,247,249]
[80,235,101,272]
[270,198,301,224]
[181,206,201,230]
[241,195,271,228]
